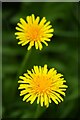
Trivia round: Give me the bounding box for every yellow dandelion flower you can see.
[18,65,68,107]
[15,14,54,50]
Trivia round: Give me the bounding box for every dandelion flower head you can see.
[15,14,54,50]
[18,65,68,107]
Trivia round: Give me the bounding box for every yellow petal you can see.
[43,64,47,74]
[18,84,27,90]
[45,34,53,38]
[15,32,24,35]
[20,89,27,96]
[22,41,29,46]
[23,73,32,79]
[43,25,52,30]
[53,92,63,102]
[18,41,24,45]
[32,14,35,23]
[48,68,55,76]
[35,41,38,49]
[39,17,46,27]
[55,90,66,96]
[34,66,39,74]
[23,94,31,101]
[16,27,23,31]
[39,66,42,73]
[18,80,28,83]
[20,18,27,26]
[27,41,34,50]
[26,95,34,102]
[41,38,50,41]
[44,21,50,27]
[49,98,51,103]
[16,36,20,39]
[59,85,68,88]
[31,69,35,74]
[44,93,48,106]
[44,29,54,33]
[26,16,32,24]
[35,16,40,24]
[37,41,43,50]
[17,23,24,29]
[27,70,33,78]
[42,41,48,46]
[50,94,58,104]
[37,95,40,104]
[41,95,44,107]
[30,95,37,104]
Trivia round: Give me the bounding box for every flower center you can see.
[27,25,42,41]
[32,75,51,93]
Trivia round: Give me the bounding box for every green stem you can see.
[34,105,41,118]
[14,49,31,94]
[18,49,31,76]
[34,105,46,118]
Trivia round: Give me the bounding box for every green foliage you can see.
[2,2,79,119]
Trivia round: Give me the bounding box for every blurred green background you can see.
[2,2,79,119]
